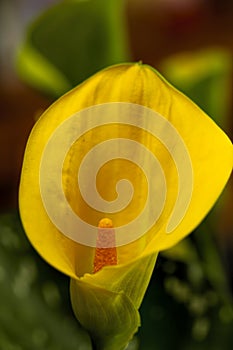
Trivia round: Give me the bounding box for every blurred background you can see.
[0,0,232,349]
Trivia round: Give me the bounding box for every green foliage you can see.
[139,251,233,350]
[1,213,232,349]
[0,212,92,350]
[158,49,233,348]
[161,49,232,131]
[70,254,157,350]
[16,0,129,98]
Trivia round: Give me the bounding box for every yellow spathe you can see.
[19,63,232,350]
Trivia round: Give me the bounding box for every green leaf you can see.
[71,279,140,350]
[16,43,72,97]
[16,0,129,98]
[70,254,158,349]
[0,212,92,350]
[161,48,232,130]
[82,253,158,309]
[193,221,232,303]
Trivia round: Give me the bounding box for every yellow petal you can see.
[19,63,232,276]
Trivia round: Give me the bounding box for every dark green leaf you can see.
[16,0,129,97]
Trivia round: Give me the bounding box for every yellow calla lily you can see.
[19,63,232,350]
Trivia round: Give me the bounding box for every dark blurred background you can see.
[0,1,232,349]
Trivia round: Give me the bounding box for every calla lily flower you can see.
[19,63,232,350]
